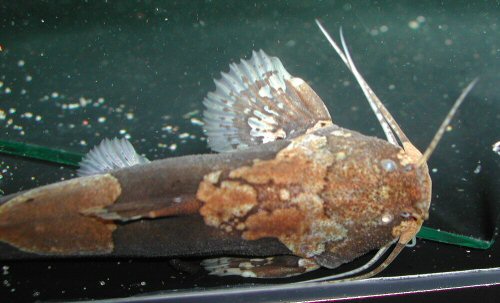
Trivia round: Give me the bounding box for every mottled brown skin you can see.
[0,125,431,274]
[317,127,431,268]
[197,125,431,269]
[0,175,121,255]
[0,140,293,258]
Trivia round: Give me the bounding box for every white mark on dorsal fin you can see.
[77,138,150,177]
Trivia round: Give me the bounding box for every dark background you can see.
[0,1,499,301]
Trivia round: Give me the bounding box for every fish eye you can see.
[381,159,397,172]
[400,211,411,219]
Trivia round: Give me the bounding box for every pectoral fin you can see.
[201,256,320,278]
[203,50,332,152]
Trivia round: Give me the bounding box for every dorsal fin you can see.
[77,138,149,177]
[203,50,332,152]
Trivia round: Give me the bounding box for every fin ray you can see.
[202,256,320,278]
[77,138,149,177]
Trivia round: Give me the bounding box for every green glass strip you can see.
[0,139,83,167]
[417,226,494,250]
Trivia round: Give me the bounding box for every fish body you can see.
[0,124,429,276]
[0,140,290,258]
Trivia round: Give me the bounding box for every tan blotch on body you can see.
[197,134,347,258]
[0,174,121,254]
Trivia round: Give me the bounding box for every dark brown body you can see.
[0,125,428,272]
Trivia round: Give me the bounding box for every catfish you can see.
[0,20,477,280]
